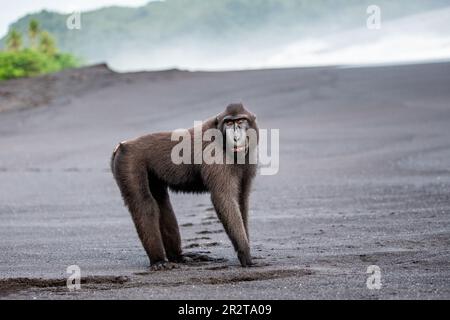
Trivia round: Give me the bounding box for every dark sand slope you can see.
[0,62,449,299]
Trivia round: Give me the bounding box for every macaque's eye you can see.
[237,119,246,125]
[225,121,234,127]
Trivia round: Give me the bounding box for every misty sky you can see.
[0,0,149,37]
[1,1,449,70]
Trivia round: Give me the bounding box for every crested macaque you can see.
[111,103,258,269]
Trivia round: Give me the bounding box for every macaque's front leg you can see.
[211,190,252,267]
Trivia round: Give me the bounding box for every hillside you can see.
[2,0,449,71]
[0,64,189,112]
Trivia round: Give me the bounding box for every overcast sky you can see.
[0,0,149,38]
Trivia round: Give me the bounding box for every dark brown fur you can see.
[111,103,258,268]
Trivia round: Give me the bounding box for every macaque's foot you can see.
[150,261,179,271]
[167,253,184,263]
[238,251,254,267]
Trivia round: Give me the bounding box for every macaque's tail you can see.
[110,142,123,174]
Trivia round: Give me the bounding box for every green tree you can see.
[28,19,41,48]
[1,22,80,80]
[38,31,57,56]
[6,29,23,52]
[0,49,80,80]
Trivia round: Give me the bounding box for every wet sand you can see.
[0,62,449,299]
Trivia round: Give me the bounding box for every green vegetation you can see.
[28,19,40,48]
[5,29,23,52]
[0,20,80,80]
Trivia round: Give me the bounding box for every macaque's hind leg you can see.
[112,155,168,268]
[129,192,177,271]
[156,191,183,263]
[125,193,167,267]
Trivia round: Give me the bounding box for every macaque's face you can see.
[223,117,249,153]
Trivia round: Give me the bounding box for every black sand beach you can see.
[0,62,449,299]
